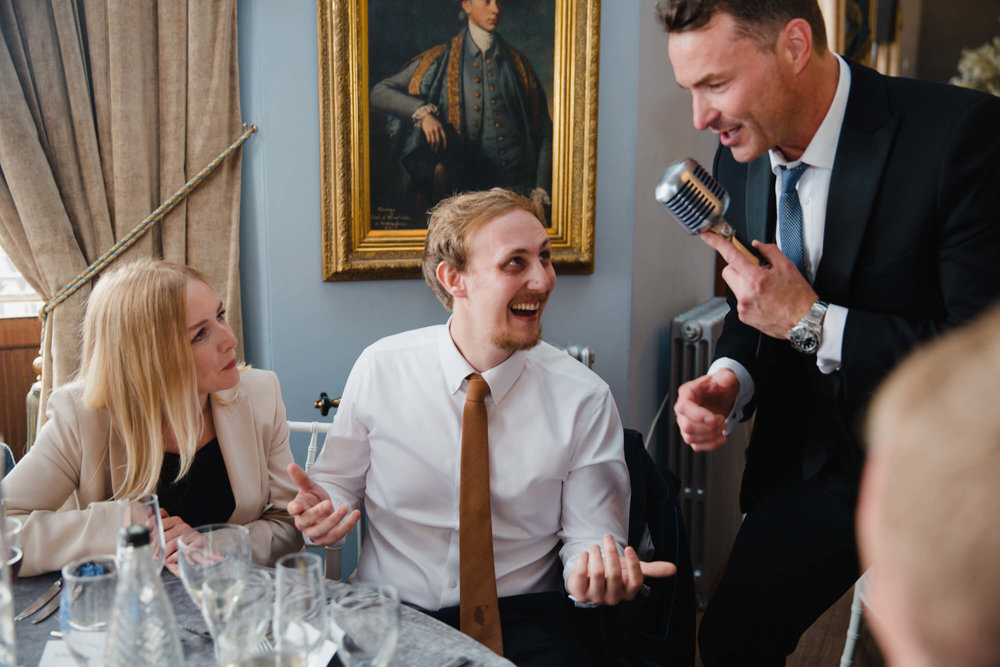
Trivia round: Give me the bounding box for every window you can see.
[0,244,43,319]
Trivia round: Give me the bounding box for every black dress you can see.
[157,438,236,527]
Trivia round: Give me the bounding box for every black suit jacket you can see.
[713,60,1000,510]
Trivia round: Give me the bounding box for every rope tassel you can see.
[37,122,258,334]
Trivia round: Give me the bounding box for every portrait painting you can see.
[318,0,599,280]
[368,1,555,231]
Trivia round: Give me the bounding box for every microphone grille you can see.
[654,158,729,235]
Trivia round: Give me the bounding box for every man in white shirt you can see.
[659,0,1000,664]
[288,188,674,664]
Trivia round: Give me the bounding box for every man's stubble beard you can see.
[492,324,542,352]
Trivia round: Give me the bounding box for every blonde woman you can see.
[5,259,302,576]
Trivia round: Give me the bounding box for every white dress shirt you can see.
[309,323,629,610]
[467,21,495,54]
[710,55,852,427]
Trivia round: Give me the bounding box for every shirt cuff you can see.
[411,104,439,126]
[302,533,348,549]
[816,304,847,374]
[568,595,601,608]
[530,187,551,206]
[706,358,754,432]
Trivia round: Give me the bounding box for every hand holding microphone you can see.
[655,157,822,342]
[654,158,769,267]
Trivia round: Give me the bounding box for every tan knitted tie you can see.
[459,373,503,654]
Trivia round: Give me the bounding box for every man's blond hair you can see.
[866,303,1000,665]
[422,188,545,310]
[80,259,211,498]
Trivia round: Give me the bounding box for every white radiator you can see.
[664,297,747,608]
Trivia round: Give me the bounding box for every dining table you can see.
[12,568,514,666]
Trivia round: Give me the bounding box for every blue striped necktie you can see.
[778,163,808,276]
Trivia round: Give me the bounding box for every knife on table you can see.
[14,579,61,622]
[31,590,63,624]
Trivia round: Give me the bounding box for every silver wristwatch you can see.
[788,300,829,354]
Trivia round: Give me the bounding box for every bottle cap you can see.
[119,525,151,548]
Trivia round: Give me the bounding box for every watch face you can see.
[790,325,819,354]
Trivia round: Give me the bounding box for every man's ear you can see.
[780,18,813,73]
[436,261,466,300]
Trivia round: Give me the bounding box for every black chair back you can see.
[573,428,697,666]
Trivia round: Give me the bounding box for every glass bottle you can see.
[104,526,183,666]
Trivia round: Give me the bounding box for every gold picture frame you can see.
[317,0,600,281]
[820,0,899,75]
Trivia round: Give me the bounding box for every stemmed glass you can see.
[3,517,23,584]
[176,524,251,658]
[215,568,275,665]
[59,555,118,666]
[328,583,400,667]
[274,552,327,662]
[115,493,166,572]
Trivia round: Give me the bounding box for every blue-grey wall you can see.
[627,4,718,451]
[237,0,717,464]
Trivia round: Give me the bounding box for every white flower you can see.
[950,31,1000,97]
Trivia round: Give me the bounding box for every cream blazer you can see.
[6,368,303,576]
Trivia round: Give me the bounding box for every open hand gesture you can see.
[567,534,677,605]
[286,463,361,546]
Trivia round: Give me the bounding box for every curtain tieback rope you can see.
[38,122,258,332]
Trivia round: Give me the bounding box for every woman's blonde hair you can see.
[80,259,209,498]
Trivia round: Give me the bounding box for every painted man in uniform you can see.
[370,0,552,210]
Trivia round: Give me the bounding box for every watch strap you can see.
[804,300,829,327]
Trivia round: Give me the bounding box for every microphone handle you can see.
[709,221,770,267]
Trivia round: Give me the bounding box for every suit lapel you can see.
[745,156,773,243]
[814,61,900,302]
[212,389,260,525]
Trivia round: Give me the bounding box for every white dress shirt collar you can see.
[769,54,851,172]
[439,318,526,405]
[467,22,495,55]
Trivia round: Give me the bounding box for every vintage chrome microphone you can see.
[654,158,768,266]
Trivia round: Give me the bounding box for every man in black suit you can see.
[659,0,1000,664]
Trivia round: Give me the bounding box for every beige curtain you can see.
[0,0,244,422]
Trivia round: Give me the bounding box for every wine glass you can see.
[59,555,118,666]
[0,580,12,667]
[3,517,23,584]
[176,524,251,657]
[215,568,274,665]
[327,583,400,667]
[274,552,327,662]
[116,494,166,572]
